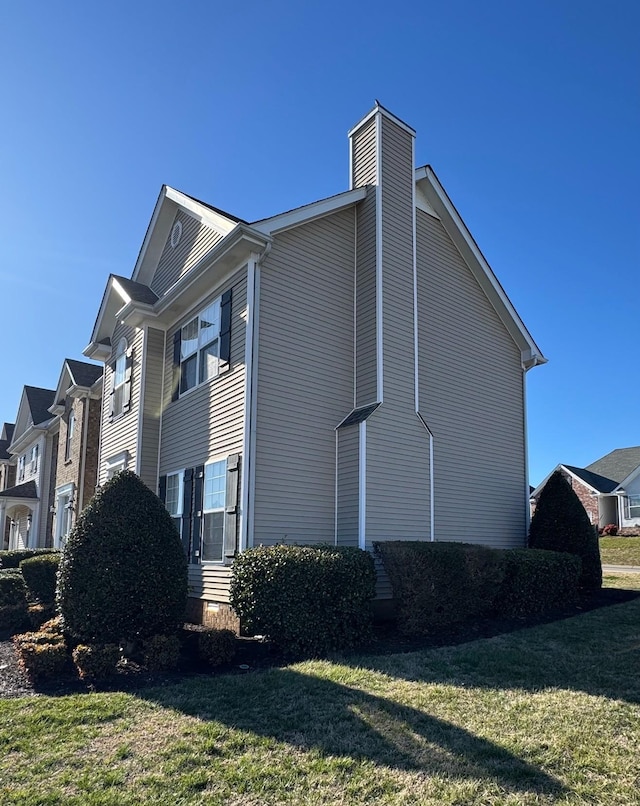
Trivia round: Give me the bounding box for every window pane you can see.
[114,353,126,387]
[204,460,226,511]
[166,474,180,515]
[199,340,219,383]
[202,511,224,561]
[181,318,199,359]
[172,516,182,536]
[199,301,220,348]
[180,354,197,393]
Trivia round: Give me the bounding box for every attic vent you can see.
[170,220,183,248]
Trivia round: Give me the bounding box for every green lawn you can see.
[1,576,639,805]
[600,536,640,566]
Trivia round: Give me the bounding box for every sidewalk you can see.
[602,564,640,574]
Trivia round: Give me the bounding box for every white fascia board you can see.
[415,186,440,219]
[164,187,238,235]
[562,466,601,495]
[132,186,240,286]
[348,103,416,139]
[415,166,547,369]
[252,187,367,236]
[83,341,111,362]
[613,464,640,493]
[529,464,563,499]
[86,276,138,353]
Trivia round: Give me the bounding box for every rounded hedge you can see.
[57,470,188,643]
[20,554,61,605]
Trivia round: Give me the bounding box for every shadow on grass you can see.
[137,667,566,798]
[341,593,640,706]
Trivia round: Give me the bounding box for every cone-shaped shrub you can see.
[528,470,602,590]
[57,470,188,643]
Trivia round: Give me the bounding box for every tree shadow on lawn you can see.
[137,666,566,799]
[341,593,640,707]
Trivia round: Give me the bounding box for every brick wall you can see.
[185,597,241,634]
[530,469,599,525]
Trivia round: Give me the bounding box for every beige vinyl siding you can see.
[137,327,165,490]
[150,210,225,299]
[253,209,355,545]
[416,209,526,547]
[365,115,431,545]
[159,270,247,471]
[159,269,247,605]
[188,565,232,604]
[374,555,393,600]
[98,324,143,484]
[336,425,359,547]
[355,188,378,406]
[352,115,377,188]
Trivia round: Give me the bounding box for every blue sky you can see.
[0,0,637,485]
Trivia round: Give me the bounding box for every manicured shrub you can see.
[375,541,505,635]
[142,634,181,671]
[72,644,121,681]
[0,549,57,570]
[20,553,60,605]
[57,470,188,644]
[13,631,69,683]
[28,603,56,631]
[230,544,376,656]
[600,523,618,536]
[495,548,581,617]
[0,572,30,636]
[197,628,236,667]
[528,471,602,590]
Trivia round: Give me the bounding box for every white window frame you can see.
[179,297,222,396]
[54,483,75,549]
[164,469,184,532]
[29,444,39,475]
[18,455,25,482]
[65,409,75,462]
[112,337,128,417]
[201,456,227,563]
[105,451,128,480]
[624,494,640,520]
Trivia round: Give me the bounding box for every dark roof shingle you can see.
[24,387,55,427]
[585,447,640,485]
[0,480,38,499]
[112,275,159,305]
[66,359,103,388]
[564,465,618,494]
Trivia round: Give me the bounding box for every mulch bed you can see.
[1,586,638,700]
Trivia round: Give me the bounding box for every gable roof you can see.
[65,359,103,389]
[112,275,159,306]
[24,387,55,427]
[1,423,14,442]
[586,447,640,486]
[563,465,618,494]
[0,439,11,462]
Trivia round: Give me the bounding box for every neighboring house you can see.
[48,359,103,549]
[0,423,16,549]
[84,104,546,626]
[530,446,640,529]
[0,387,57,550]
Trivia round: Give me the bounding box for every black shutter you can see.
[224,453,240,561]
[219,289,232,372]
[122,350,133,412]
[108,361,116,420]
[191,464,205,564]
[172,330,182,402]
[181,468,194,558]
[158,475,167,503]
